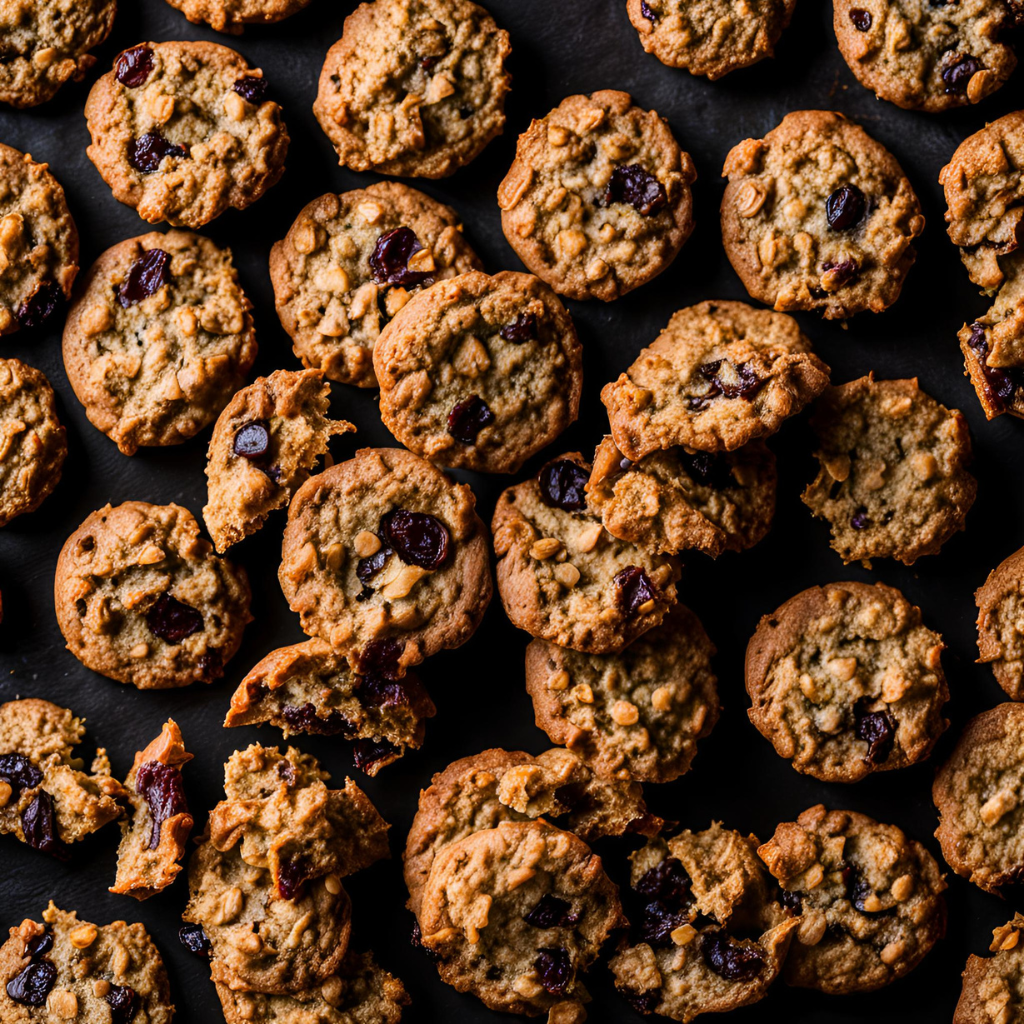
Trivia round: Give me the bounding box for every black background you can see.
[1,1,1021,1021]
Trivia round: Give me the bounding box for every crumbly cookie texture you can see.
[499,89,696,302]
[526,604,719,784]
[110,719,193,900]
[54,501,252,689]
[977,545,1024,700]
[801,375,977,565]
[279,447,492,674]
[314,0,510,178]
[954,913,1024,1024]
[933,702,1024,894]
[418,819,625,1018]
[375,271,583,474]
[269,182,482,388]
[0,359,67,528]
[600,301,829,459]
[0,902,174,1023]
[627,0,798,78]
[610,822,797,1021]
[0,143,78,336]
[746,582,949,783]
[163,0,313,34]
[85,41,289,228]
[721,110,925,318]
[0,0,116,108]
[63,229,257,456]
[224,637,436,776]
[203,369,354,553]
[758,805,947,994]
[0,698,125,855]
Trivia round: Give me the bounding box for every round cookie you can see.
[63,230,257,456]
[0,143,78,336]
[745,581,949,783]
[954,914,1024,1024]
[375,271,583,474]
[163,0,313,33]
[0,0,117,108]
[976,544,1024,701]
[498,89,696,302]
[278,447,492,674]
[492,453,681,654]
[801,374,977,565]
[313,0,511,179]
[627,0,798,78]
[0,359,66,529]
[269,182,483,388]
[758,805,947,994]
[54,501,252,689]
[600,301,829,459]
[525,603,720,783]
[85,41,289,228]
[834,0,1016,113]
[721,110,925,318]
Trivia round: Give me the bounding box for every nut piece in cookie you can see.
[758,805,947,993]
[54,501,253,689]
[270,182,483,388]
[85,41,289,228]
[63,229,258,456]
[953,913,1024,1024]
[375,270,583,474]
[721,110,925,318]
[225,638,436,776]
[110,720,193,900]
[801,374,977,565]
[203,369,354,553]
[164,0,314,34]
[499,89,696,302]
[610,822,797,1020]
[976,544,1024,701]
[313,0,511,179]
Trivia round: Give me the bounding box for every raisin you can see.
[411,921,442,961]
[613,566,658,616]
[678,450,732,491]
[197,651,222,679]
[943,55,982,94]
[233,421,270,459]
[851,507,871,530]
[356,637,404,679]
[534,947,572,995]
[380,509,450,570]
[118,249,171,308]
[145,593,203,644]
[846,867,876,912]
[822,258,858,288]
[640,0,657,21]
[447,395,495,443]
[967,322,1024,410]
[6,960,57,1006]
[277,856,310,900]
[849,8,872,29]
[233,76,268,104]
[281,703,356,737]
[178,924,212,958]
[825,184,865,231]
[105,985,139,1024]
[116,46,154,88]
[524,895,579,929]
[353,738,398,773]
[499,312,537,343]
[22,792,63,856]
[854,700,895,764]
[128,132,187,173]
[24,932,52,958]
[604,165,668,216]
[135,760,188,850]
[0,753,43,795]
[701,930,765,981]
[15,280,60,328]
[539,459,589,512]
[361,674,410,709]
[627,988,662,1015]
[635,857,691,903]
[357,546,393,584]
[697,359,764,402]
[639,900,690,946]
[778,888,803,914]
[369,227,430,287]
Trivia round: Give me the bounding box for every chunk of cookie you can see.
[313,0,510,179]
[610,822,797,1020]
[976,545,1024,700]
[85,41,289,227]
[722,110,925,318]
[63,230,258,456]
[270,182,483,388]
[499,89,696,301]
[225,638,436,776]
[203,369,354,553]
[163,0,313,34]
[954,914,1024,1024]
[801,375,977,565]
[278,447,492,673]
[375,271,583,473]
[758,805,947,993]
[54,501,252,689]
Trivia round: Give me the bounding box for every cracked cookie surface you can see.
[976,544,1024,701]
[163,0,313,33]
[954,913,1024,1024]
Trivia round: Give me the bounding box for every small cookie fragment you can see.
[953,913,1024,1024]
[163,0,314,34]
[976,544,1024,701]
[498,89,697,301]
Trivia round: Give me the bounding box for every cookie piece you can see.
[313,0,510,179]
[110,720,193,900]
[54,501,252,689]
[224,638,436,776]
[269,183,483,389]
[0,0,116,108]
[0,698,125,856]
[63,230,258,456]
[0,144,78,335]
[801,375,977,565]
[279,447,492,673]
[954,914,1024,1024]
[0,902,174,1023]
[600,302,829,459]
[164,0,313,33]
[203,369,354,553]
[627,0,797,78]
[758,804,947,993]
[375,271,583,474]
[85,41,289,228]
[610,822,797,1020]
[499,89,696,302]
[722,110,925,318]
[0,359,67,528]
[976,545,1024,700]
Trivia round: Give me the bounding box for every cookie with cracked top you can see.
[163,0,312,33]
[721,110,925,318]
[976,544,1024,700]
[498,89,696,302]
[953,914,1024,1024]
